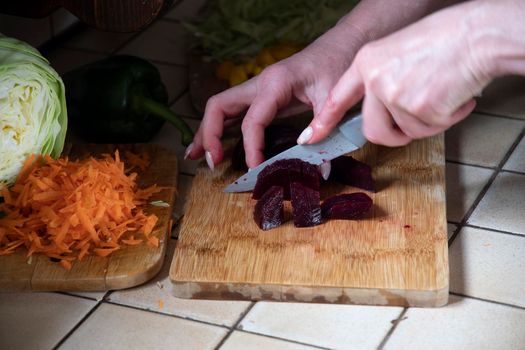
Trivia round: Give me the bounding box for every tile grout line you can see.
[462,223,525,238]
[233,329,333,350]
[445,158,525,176]
[376,308,408,350]
[102,299,231,330]
[214,302,256,349]
[448,126,525,245]
[52,297,106,349]
[445,159,496,170]
[473,110,525,121]
[449,292,525,310]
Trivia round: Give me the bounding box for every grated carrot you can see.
[0,151,165,268]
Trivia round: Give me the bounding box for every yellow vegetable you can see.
[229,65,248,86]
[269,43,300,60]
[243,59,256,76]
[256,48,276,67]
[253,66,264,76]
[215,60,235,81]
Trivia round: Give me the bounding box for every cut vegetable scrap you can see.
[321,193,372,220]
[290,182,321,228]
[254,186,284,230]
[0,150,165,269]
[329,156,375,192]
[252,158,320,200]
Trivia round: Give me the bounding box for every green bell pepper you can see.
[63,55,194,145]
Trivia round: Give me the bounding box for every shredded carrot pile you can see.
[0,151,163,269]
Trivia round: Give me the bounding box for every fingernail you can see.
[297,126,313,144]
[205,151,214,171]
[184,142,194,160]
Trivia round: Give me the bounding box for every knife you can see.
[224,113,366,193]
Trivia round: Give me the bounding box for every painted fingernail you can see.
[205,151,214,171]
[297,126,313,144]
[184,142,194,160]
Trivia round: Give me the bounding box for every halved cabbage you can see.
[0,34,67,190]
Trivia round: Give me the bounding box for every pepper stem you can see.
[133,95,194,146]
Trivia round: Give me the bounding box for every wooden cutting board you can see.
[0,144,177,292]
[170,135,448,307]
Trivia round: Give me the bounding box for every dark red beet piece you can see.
[253,158,320,200]
[321,192,372,220]
[254,186,284,230]
[231,125,301,171]
[290,182,322,227]
[329,156,375,192]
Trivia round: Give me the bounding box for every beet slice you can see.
[254,186,284,230]
[290,182,322,227]
[231,125,301,171]
[252,158,320,200]
[329,156,375,192]
[321,192,372,220]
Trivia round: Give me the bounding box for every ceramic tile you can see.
[386,294,525,350]
[445,113,524,167]
[476,75,525,119]
[108,240,251,327]
[445,163,493,222]
[240,302,402,349]
[468,172,525,235]
[165,0,208,21]
[0,15,52,48]
[449,226,525,307]
[503,136,525,173]
[0,292,96,350]
[153,62,189,103]
[151,117,200,175]
[51,8,79,36]
[118,21,190,65]
[60,303,228,350]
[221,331,318,350]
[67,291,106,301]
[63,27,134,53]
[171,92,202,119]
[45,48,106,75]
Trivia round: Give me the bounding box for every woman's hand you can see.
[300,1,509,147]
[185,23,365,169]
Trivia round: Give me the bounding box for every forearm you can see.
[338,0,466,43]
[467,0,525,77]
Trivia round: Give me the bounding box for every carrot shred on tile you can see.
[0,151,166,268]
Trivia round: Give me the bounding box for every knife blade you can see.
[224,113,366,193]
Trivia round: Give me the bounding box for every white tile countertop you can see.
[1,1,524,349]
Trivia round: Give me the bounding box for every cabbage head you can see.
[0,34,67,190]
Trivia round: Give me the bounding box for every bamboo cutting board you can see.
[0,144,177,292]
[170,135,448,307]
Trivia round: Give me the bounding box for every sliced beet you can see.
[254,186,284,230]
[231,125,301,171]
[329,156,375,192]
[252,158,320,200]
[321,192,372,220]
[290,182,322,227]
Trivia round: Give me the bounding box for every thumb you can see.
[298,64,364,145]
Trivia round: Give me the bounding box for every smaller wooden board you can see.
[0,144,178,292]
[170,136,448,307]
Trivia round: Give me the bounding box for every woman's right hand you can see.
[184,23,367,170]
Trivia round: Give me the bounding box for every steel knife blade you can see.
[224,113,366,193]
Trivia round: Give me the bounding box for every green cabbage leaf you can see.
[0,34,67,190]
